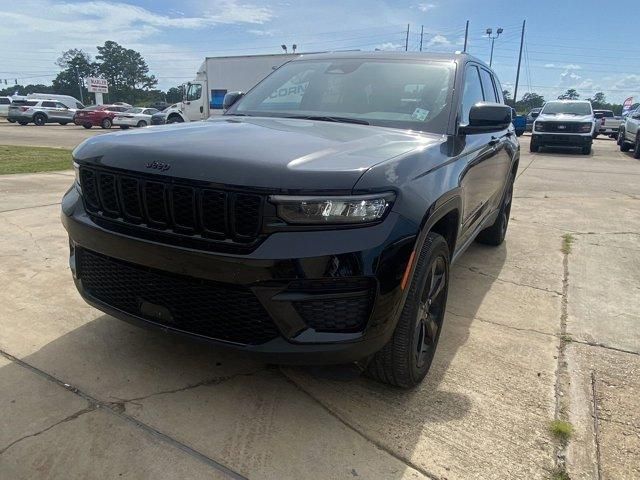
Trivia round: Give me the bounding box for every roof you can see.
[293,50,487,66]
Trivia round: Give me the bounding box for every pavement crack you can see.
[0,406,96,455]
[278,368,441,480]
[114,369,267,404]
[460,265,563,295]
[446,310,556,337]
[590,372,604,480]
[0,348,247,480]
[0,202,62,214]
[552,234,572,475]
[571,339,639,357]
[1,215,50,259]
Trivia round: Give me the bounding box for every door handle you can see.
[488,137,499,146]
[200,106,203,113]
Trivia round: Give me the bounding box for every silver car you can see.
[8,99,76,126]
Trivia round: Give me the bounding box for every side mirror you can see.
[460,103,512,134]
[531,111,539,118]
[223,91,244,110]
[632,113,640,120]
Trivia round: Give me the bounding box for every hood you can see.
[73,116,443,193]
[536,113,593,123]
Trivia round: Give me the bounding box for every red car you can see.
[74,104,130,129]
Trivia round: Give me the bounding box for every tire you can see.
[592,133,599,139]
[59,122,68,126]
[33,113,46,126]
[476,174,514,246]
[366,232,450,388]
[137,120,147,128]
[620,132,632,152]
[582,144,592,155]
[617,129,625,146]
[101,118,112,129]
[8,119,15,123]
[166,115,183,124]
[119,125,129,130]
[634,135,640,159]
[18,121,28,126]
[530,142,539,153]
[82,123,92,129]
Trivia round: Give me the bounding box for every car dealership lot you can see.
[0,120,112,149]
[0,136,638,479]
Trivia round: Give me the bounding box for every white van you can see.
[26,93,85,110]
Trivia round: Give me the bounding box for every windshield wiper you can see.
[284,115,370,125]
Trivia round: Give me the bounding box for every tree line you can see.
[503,89,626,115]
[0,41,184,106]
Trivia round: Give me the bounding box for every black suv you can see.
[62,52,518,388]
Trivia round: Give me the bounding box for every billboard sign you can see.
[85,77,109,94]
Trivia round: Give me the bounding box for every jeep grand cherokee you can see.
[62,52,519,388]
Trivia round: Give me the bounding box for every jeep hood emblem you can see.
[145,161,171,171]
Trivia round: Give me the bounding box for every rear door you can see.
[41,101,57,121]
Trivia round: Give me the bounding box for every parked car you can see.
[149,101,170,111]
[618,105,640,158]
[525,107,541,132]
[26,93,84,110]
[112,107,159,129]
[112,101,132,108]
[8,99,76,125]
[593,110,622,139]
[0,96,11,119]
[63,52,518,388]
[511,108,526,136]
[150,104,177,125]
[74,104,130,129]
[531,100,595,154]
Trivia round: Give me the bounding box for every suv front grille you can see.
[79,166,263,246]
[78,249,280,345]
[541,122,584,133]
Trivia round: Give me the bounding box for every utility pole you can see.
[74,66,84,104]
[463,20,469,52]
[513,20,526,107]
[405,24,410,52]
[485,27,503,67]
[420,25,424,52]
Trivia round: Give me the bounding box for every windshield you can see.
[542,102,592,115]
[228,58,454,133]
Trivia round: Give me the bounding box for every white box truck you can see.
[163,53,303,124]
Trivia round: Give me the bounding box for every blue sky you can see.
[1,0,638,103]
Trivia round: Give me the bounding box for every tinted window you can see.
[231,59,453,134]
[26,101,38,106]
[126,108,144,114]
[55,102,68,109]
[0,98,10,105]
[143,109,158,115]
[76,102,85,109]
[42,101,56,108]
[186,84,202,101]
[542,101,592,115]
[479,69,498,102]
[461,65,484,124]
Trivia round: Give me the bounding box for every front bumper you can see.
[61,186,418,364]
[531,133,592,147]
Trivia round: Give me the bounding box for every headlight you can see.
[579,123,592,133]
[534,122,545,132]
[73,161,81,190]
[270,193,395,225]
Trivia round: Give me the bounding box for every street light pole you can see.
[485,27,503,67]
[74,66,84,104]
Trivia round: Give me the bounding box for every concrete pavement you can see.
[0,135,638,479]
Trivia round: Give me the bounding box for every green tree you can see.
[96,41,157,104]
[0,83,54,96]
[515,92,545,112]
[558,88,580,100]
[165,86,184,104]
[52,49,96,101]
[502,89,514,108]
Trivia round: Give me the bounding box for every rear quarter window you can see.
[0,98,10,105]
[42,101,56,108]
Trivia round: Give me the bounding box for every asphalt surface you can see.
[0,119,117,149]
[0,133,638,479]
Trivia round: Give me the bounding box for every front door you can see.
[183,82,204,121]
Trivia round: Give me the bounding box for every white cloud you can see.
[427,34,450,47]
[545,63,581,70]
[417,3,436,12]
[376,42,403,51]
[248,29,278,37]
